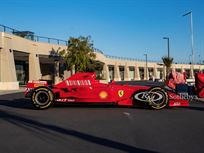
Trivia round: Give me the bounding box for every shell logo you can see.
[34,84,44,88]
[99,91,108,99]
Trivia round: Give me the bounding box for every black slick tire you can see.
[31,87,54,109]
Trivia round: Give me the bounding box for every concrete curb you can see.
[0,87,25,96]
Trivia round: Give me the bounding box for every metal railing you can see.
[0,24,202,65]
[95,50,194,64]
[93,49,159,62]
[105,54,160,63]
[93,48,104,54]
[0,24,68,46]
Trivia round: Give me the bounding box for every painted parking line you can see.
[123,112,133,120]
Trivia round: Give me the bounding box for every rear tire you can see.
[148,87,168,110]
[31,87,54,109]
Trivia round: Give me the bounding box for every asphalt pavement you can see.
[1,92,204,153]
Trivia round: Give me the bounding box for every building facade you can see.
[0,28,204,90]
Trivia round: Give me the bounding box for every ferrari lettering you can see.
[65,80,91,86]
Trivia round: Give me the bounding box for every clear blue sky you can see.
[1,0,204,63]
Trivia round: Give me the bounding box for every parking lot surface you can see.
[1,92,204,153]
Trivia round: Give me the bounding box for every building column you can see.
[54,61,61,84]
[134,64,140,80]
[71,65,75,75]
[124,63,130,81]
[103,63,110,82]
[199,66,202,72]
[29,53,41,81]
[190,65,194,79]
[181,66,185,73]
[144,66,149,80]
[153,65,158,80]
[114,63,121,81]
[63,70,71,80]
[171,66,175,72]
[0,34,19,90]
[163,66,166,80]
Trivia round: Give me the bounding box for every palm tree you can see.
[162,56,174,79]
[60,36,96,73]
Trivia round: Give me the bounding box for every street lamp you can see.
[189,54,192,64]
[144,54,148,80]
[198,54,201,64]
[163,37,170,58]
[183,11,195,65]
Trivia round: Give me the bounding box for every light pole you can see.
[144,54,148,80]
[189,54,192,64]
[183,11,195,65]
[163,37,170,58]
[199,54,201,64]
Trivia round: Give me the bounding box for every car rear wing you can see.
[24,80,48,97]
[27,80,48,88]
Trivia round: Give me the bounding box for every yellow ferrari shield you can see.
[118,90,124,97]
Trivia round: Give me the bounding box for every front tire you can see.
[31,87,54,109]
[148,87,168,110]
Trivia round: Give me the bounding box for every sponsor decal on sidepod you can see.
[134,91,163,102]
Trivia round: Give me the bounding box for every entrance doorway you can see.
[13,51,29,85]
[15,61,28,85]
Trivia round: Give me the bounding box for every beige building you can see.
[0,25,204,90]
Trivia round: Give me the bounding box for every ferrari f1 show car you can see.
[25,72,193,110]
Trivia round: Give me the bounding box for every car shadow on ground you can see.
[0,98,148,110]
[179,100,204,111]
[0,91,32,108]
[187,106,204,111]
[186,104,204,111]
[0,92,148,110]
[0,109,158,153]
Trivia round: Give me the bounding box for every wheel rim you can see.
[35,91,49,105]
[148,88,168,109]
[149,91,165,105]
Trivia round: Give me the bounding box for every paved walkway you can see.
[0,87,25,96]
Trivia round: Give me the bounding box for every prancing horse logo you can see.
[118,90,124,97]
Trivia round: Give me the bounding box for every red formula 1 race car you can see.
[195,72,204,98]
[25,72,189,110]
